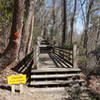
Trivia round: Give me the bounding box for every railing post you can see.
[34,45,37,69]
[36,44,39,68]
[34,37,40,69]
[34,44,39,69]
[73,44,78,68]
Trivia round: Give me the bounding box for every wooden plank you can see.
[54,53,73,67]
[31,73,82,79]
[31,68,81,73]
[48,53,61,68]
[50,53,67,68]
[29,87,66,92]
[55,49,72,55]
[53,53,72,68]
[30,80,85,85]
[54,52,72,62]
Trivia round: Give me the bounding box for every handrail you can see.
[53,44,77,68]
[54,47,73,55]
[53,46,73,50]
[12,51,34,82]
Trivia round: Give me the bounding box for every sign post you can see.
[11,85,15,93]
[20,84,24,94]
[7,74,26,93]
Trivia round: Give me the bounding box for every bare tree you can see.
[61,0,67,46]
[84,0,94,57]
[70,0,77,45]
[50,0,56,41]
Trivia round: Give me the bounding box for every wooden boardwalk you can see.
[38,53,56,69]
[28,39,88,100]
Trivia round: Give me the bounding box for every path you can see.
[28,39,87,100]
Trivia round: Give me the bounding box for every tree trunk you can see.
[61,0,67,46]
[84,0,94,56]
[50,0,56,42]
[83,0,94,68]
[26,16,34,54]
[70,0,77,45]
[95,18,100,49]
[19,0,34,60]
[0,0,24,70]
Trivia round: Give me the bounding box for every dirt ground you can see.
[0,82,100,100]
[0,85,69,100]
[0,85,45,100]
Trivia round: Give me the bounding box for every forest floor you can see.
[88,76,100,94]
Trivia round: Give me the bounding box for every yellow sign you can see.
[8,74,26,85]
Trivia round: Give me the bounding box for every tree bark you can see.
[0,0,24,70]
[50,0,56,42]
[26,16,34,54]
[61,0,67,46]
[83,0,94,68]
[84,0,94,56]
[19,0,34,60]
[70,0,77,45]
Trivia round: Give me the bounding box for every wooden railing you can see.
[12,51,34,82]
[34,44,39,69]
[53,44,77,68]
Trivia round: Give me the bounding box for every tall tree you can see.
[33,0,45,42]
[61,0,67,46]
[19,0,34,60]
[84,0,94,57]
[26,15,34,54]
[70,0,77,45]
[0,0,24,70]
[50,0,56,42]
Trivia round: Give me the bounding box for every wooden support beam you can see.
[34,45,37,69]
[34,39,40,69]
[73,44,78,68]
[36,45,39,68]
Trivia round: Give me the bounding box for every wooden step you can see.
[31,68,81,73]
[30,80,85,87]
[30,80,85,85]
[31,73,82,79]
[29,87,66,92]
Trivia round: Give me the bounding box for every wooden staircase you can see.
[29,68,85,88]
[29,39,90,100]
[29,68,89,100]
